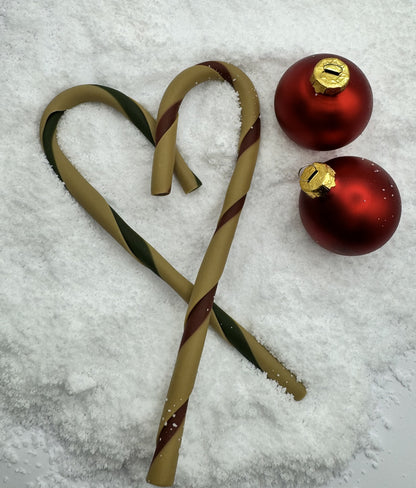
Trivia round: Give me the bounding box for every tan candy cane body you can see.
[148,62,262,486]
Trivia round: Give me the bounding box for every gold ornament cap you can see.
[310,57,350,95]
[299,162,336,198]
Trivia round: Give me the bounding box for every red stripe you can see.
[151,400,189,462]
[238,116,261,158]
[180,285,218,347]
[155,100,182,144]
[215,195,246,232]
[198,61,234,86]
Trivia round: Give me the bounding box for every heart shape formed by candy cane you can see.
[40,62,306,487]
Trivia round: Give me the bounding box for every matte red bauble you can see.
[274,54,373,150]
[298,157,401,255]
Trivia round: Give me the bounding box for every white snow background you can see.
[1,1,415,487]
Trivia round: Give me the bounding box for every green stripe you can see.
[192,172,202,190]
[95,85,154,144]
[212,303,261,370]
[110,208,160,277]
[42,111,65,181]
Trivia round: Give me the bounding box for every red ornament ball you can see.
[298,157,401,255]
[274,54,373,150]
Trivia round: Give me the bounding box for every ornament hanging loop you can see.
[310,57,350,95]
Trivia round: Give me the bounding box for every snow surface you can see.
[1,1,415,487]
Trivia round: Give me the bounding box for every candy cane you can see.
[147,61,275,486]
[39,80,306,486]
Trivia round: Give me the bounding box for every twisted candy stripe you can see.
[39,79,306,486]
[147,61,270,486]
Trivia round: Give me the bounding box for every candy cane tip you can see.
[151,185,171,197]
[185,182,202,194]
[294,386,307,401]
